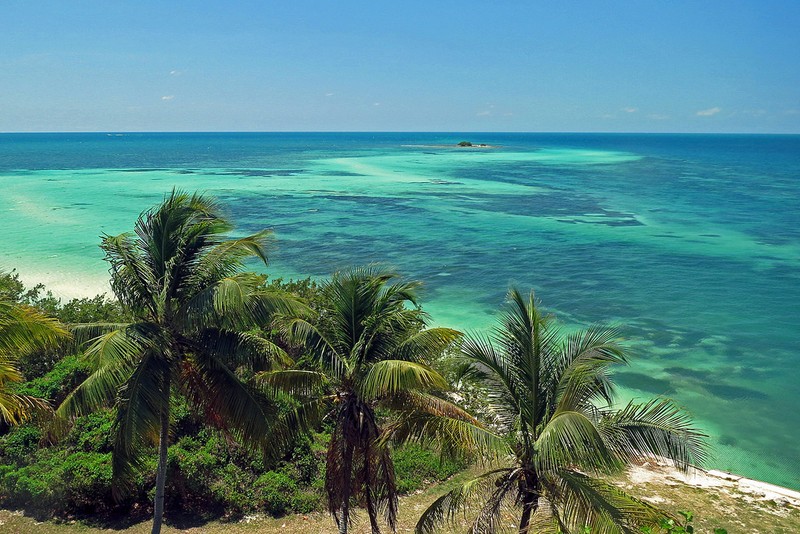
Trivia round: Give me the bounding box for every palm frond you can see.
[415,468,514,534]
[101,232,158,316]
[0,390,52,425]
[383,390,481,423]
[184,350,280,458]
[360,360,449,400]
[391,327,462,363]
[552,326,627,412]
[470,469,519,534]
[280,317,348,379]
[255,369,329,397]
[461,333,523,417]
[543,469,665,534]
[111,352,170,497]
[57,327,145,418]
[0,301,69,354]
[535,410,621,474]
[600,398,708,470]
[70,322,129,344]
[187,231,272,288]
[188,328,290,371]
[385,408,507,459]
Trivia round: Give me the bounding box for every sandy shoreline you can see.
[628,459,800,507]
[11,269,111,301]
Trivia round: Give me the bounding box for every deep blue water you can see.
[1,132,799,488]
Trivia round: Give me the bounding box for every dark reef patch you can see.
[613,372,676,395]
[704,383,768,401]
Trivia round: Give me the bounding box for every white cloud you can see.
[648,113,669,120]
[373,102,380,106]
[476,110,492,116]
[622,107,638,113]
[161,95,174,101]
[169,70,181,76]
[325,92,335,97]
[696,107,721,116]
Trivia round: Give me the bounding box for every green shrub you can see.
[254,471,297,516]
[65,410,115,453]
[0,425,42,465]
[0,451,64,510]
[392,443,467,494]
[59,452,114,511]
[14,353,89,401]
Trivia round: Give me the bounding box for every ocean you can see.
[1,132,798,488]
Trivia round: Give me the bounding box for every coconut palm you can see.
[262,266,482,534]
[417,288,707,534]
[0,299,68,424]
[57,191,298,534]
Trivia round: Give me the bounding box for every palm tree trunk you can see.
[363,454,380,534]
[338,441,354,534]
[151,374,171,534]
[518,491,537,534]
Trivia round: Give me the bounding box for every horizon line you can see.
[2,130,799,136]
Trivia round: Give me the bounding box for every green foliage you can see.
[640,510,728,534]
[0,450,113,513]
[392,443,467,494]
[0,425,42,465]
[0,270,124,380]
[264,276,321,304]
[0,267,326,521]
[0,271,26,302]
[64,410,115,452]
[163,428,327,517]
[14,353,90,405]
[254,471,297,515]
[457,141,473,147]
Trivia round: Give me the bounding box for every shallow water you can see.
[2,132,799,488]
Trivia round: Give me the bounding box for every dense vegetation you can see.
[0,192,708,534]
[0,269,468,523]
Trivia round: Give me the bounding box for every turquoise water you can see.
[1,132,799,488]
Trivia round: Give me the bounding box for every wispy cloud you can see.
[325,92,335,97]
[161,95,174,101]
[169,70,181,76]
[648,113,669,120]
[373,102,381,106]
[696,106,721,116]
[477,104,496,117]
[622,107,638,113]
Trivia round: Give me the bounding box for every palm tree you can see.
[417,288,707,534]
[57,191,297,534]
[0,299,68,424]
[262,266,478,534]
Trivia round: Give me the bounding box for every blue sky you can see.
[2,1,798,133]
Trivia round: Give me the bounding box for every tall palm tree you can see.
[0,299,68,424]
[417,288,707,534]
[57,191,297,534]
[262,266,480,534]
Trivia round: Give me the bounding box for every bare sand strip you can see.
[629,459,800,507]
